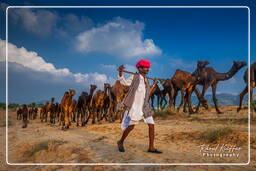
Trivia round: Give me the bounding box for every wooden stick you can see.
[116,68,166,81]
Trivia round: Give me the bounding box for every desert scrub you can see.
[0,120,12,127]
[153,107,174,119]
[27,140,66,157]
[200,127,233,143]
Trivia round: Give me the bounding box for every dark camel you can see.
[237,62,256,113]
[21,104,29,128]
[195,61,247,114]
[84,85,97,124]
[150,82,167,110]
[101,83,111,121]
[76,91,89,126]
[17,107,22,120]
[60,89,76,130]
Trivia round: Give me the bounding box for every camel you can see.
[76,91,89,126]
[16,107,22,120]
[83,85,97,124]
[150,83,167,110]
[87,89,105,124]
[41,98,55,123]
[54,102,61,123]
[237,62,256,113]
[109,80,129,122]
[60,89,76,130]
[194,61,247,114]
[71,99,77,122]
[171,70,208,114]
[21,104,29,128]
[86,85,97,113]
[101,83,111,121]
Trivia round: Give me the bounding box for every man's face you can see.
[138,67,149,75]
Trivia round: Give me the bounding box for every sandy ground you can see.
[0,106,256,170]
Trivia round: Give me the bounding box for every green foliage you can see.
[8,103,20,109]
[0,102,6,109]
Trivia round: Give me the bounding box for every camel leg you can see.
[76,109,80,126]
[177,90,185,112]
[161,93,167,109]
[150,96,155,110]
[183,91,188,113]
[212,84,223,114]
[173,90,178,108]
[237,86,248,112]
[194,87,208,110]
[196,85,209,113]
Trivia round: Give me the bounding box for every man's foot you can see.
[148,149,162,154]
[117,141,125,152]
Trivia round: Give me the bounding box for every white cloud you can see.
[8,8,58,36]
[0,40,110,87]
[75,17,162,58]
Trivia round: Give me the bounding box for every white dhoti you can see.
[121,110,155,130]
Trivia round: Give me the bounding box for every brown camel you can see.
[76,91,89,126]
[194,61,246,114]
[109,80,129,122]
[171,61,210,114]
[71,99,77,123]
[237,62,256,113]
[41,97,55,123]
[87,89,105,124]
[60,89,76,130]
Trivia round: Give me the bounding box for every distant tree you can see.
[0,102,6,109]
[8,103,20,109]
[28,102,36,108]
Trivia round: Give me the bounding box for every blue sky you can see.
[0,0,255,104]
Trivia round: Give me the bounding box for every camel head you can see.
[69,89,76,96]
[51,97,55,103]
[90,85,97,91]
[104,83,111,89]
[197,61,209,68]
[233,61,247,70]
[81,91,88,97]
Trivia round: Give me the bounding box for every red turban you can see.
[136,59,151,68]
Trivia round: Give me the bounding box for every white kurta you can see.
[118,74,146,121]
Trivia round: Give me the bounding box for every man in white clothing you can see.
[117,59,162,154]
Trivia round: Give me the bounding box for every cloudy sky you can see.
[0,0,255,104]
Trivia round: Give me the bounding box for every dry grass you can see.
[199,127,233,143]
[153,107,175,119]
[26,140,66,157]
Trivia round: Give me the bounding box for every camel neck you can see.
[216,64,239,81]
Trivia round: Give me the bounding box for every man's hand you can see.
[118,65,125,77]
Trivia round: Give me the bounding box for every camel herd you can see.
[16,60,255,130]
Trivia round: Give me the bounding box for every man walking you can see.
[117,59,162,154]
